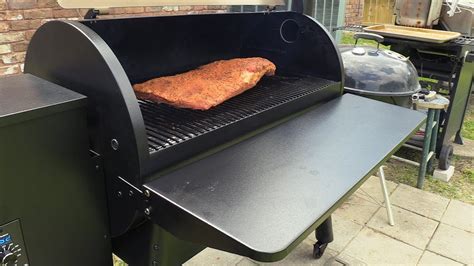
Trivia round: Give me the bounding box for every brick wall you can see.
[345,0,364,25]
[0,0,225,76]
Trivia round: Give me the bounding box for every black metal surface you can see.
[143,94,425,262]
[0,74,86,127]
[24,20,148,236]
[0,82,112,265]
[338,45,420,96]
[24,12,344,237]
[83,12,343,85]
[113,221,204,266]
[140,76,338,170]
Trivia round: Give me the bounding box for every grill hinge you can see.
[84,8,110,19]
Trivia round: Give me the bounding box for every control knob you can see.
[0,243,21,265]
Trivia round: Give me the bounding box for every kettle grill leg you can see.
[313,216,333,259]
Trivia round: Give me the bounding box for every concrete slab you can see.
[307,214,364,252]
[333,194,380,225]
[390,184,450,221]
[433,165,455,182]
[185,248,243,266]
[236,258,259,266]
[341,227,423,264]
[418,251,463,265]
[335,252,367,266]
[441,200,474,233]
[355,175,398,204]
[367,206,439,249]
[259,242,338,266]
[428,223,474,264]
[453,138,474,158]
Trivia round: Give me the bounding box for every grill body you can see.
[24,11,343,237]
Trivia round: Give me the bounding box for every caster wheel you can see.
[312,242,328,259]
[438,145,453,170]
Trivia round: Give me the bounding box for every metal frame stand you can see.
[417,109,440,189]
[391,95,449,189]
[377,166,395,226]
[391,109,439,188]
[357,166,395,226]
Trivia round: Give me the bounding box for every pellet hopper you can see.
[0,1,425,265]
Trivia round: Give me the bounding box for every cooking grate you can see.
[139,76,336,153]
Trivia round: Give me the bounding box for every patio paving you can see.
[186,176,474,265]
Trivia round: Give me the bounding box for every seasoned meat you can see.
[133,57,276,110]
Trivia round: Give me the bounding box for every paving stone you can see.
[355,175,398,204]
[390,184,449,221]
[185,248,243,265]
[341,227,423,264]
[334,252,367,266]
[333,194,380,225]
[418,251,463,265]
[236,258,259,266]
[441,200,474,232]
[428,223,474,264]
[258,241,338,266]
[307,213,364,252]
[367,206,439,249]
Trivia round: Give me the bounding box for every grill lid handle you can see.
[58,0,284,8]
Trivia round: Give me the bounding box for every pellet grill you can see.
[0,1,426,265]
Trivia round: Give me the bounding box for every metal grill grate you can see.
[139,76,335,153]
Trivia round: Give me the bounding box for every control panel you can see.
[0,220,28,265]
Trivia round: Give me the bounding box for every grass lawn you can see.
[462,95,474,140]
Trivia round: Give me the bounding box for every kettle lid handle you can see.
[353,32,384,50]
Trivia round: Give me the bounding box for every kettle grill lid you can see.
[339,45,421,96]
[58,0,284,8]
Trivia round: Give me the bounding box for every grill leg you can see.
[313,216,333,259]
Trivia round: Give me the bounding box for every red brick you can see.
[25,29,36,40]
[8,19,33,30]
[162,6,179,12]
[112,7,144,14]
[1,10,24,20]
[145,6,162,12]
[193,5,207,11]
[179,5,193,11]
[37,0,58,8]
[6,0,36,9]
[0,0,6,10]
[0,44,11,54]
[52,9,79,18]
[11,41,27,52]
[1,51,25,64]
[24,8,53,19]
[0,64,20,75]
[0,31,24,43]
[0,21,9,32]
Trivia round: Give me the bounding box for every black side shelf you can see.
[143,94,425,262]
